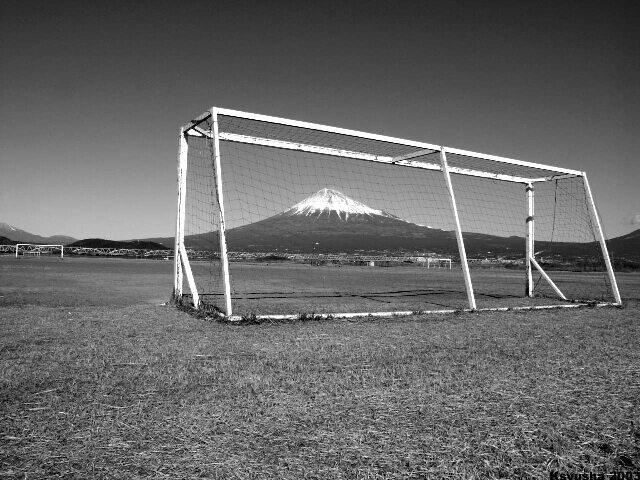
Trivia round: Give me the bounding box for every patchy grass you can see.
[1,304,639,479]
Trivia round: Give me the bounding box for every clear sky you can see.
[1,0,638,240]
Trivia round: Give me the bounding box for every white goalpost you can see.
[15,244,64,258]
[426,258,452,269]
[173,107,622,320]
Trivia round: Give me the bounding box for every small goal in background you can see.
[173,107,622,320]
[15,244,64,259]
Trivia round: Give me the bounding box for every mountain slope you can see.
[0,223,77,245]
[178,189,458,254]
[0,236,15,245]
[67,239,170,250]
[139,190,640,258]
[136,236,174,249]
[224,192,452,253]
[605,229,640,261]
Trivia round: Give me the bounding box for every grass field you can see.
[194,259,618,315]
[1,256,639,479]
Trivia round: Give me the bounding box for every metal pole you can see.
[439,149,476,310]
[582,173,622,305]
[174,128,187,301]
[526,183,534,297]
[530,257,567,300]
[211,108,233,316]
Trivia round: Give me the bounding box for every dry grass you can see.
[1,303,639,479]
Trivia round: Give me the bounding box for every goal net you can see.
[174,108,621,319]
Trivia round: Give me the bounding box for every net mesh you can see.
[182,124,224,305]
[449,172,612,306]
[444,151,562,179]
[180,112,615,316]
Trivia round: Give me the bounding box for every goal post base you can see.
[189,301,622,323]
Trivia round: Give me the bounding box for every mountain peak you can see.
[0,223,78,244]
[0,222,18,231]
[286,188,388,220]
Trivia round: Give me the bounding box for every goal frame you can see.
[15,243,64,258]
[173,107,622,319]
[426,258,452,269]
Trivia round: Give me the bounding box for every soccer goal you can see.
[15,244,64,258]
[426,258,452,269]
[173,107,621,320]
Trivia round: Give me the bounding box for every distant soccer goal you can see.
[15,244,64,258]
[173,107,621,320]
[426,258,452,269]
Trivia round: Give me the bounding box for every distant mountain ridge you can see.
[0,222,77,245]
[0,236,15,246]
[2,191,639,260]
[219,188,453,254]
[67,239,170,250]
[147,189,640,260]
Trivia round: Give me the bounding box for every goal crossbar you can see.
[184,107,583,179]
[188,128,566,185]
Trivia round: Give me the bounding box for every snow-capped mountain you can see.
[286,188,393,221]
[0,222,19,234]
[196,189,460,254]
[149,189,640,259]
